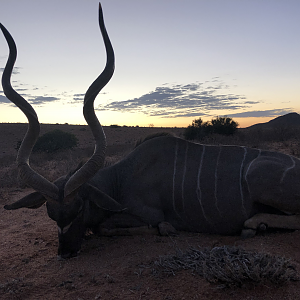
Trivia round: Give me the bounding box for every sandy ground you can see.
[1,124,300,299]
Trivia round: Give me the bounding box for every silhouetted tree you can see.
[209,116,239,135]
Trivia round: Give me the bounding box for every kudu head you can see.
[1,3,120,258]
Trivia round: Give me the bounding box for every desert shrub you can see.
[208,116,238,135]
[183,125,197,140]
[184,117,238,141]
[184,118,208,140]
[153,246,298,287]
[33,129,78,153]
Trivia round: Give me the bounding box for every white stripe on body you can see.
[172,139,179,213]
[181,142,189,213]
[280,155,296,184]
[245,149,261,196]
[240,147,248,217]
[171,139,187,225]
[214,146,222,216]
[196,145,212,225]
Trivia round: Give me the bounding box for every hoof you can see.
[158,222,177,236]
[241,228,256,239]
[258,223,267,231]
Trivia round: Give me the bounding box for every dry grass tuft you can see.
[154,246,298,287]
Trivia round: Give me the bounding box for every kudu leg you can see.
[97,222,176,237]
[241,213,300,238]
[98,226,159,236]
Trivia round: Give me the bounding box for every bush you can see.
[209,116,239,135]
[184,116,238,141]
[184,124,202,140]
[184,118,207,140]
[154,246,297,286]
[32,129,78,153]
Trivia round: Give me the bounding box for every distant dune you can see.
[245,112,300,130]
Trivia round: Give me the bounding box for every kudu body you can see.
[2,4,300,259]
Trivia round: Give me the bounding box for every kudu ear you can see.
[4,192,46,210]
[84,184,124,212]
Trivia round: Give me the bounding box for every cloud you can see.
[0,94,10,103]
[28,96,60,105]
[0,67,21,75]
[228,109,294,118]
[96,80,257,118]
[0,94,60,105]
[16,88,29,92]
[71,92,108,103]
[73,93,85,101]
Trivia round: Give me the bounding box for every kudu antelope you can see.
[2,4,300,259]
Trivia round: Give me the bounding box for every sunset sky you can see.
[0,0,299,128]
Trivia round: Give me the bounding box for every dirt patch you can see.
[1,190,300,300]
